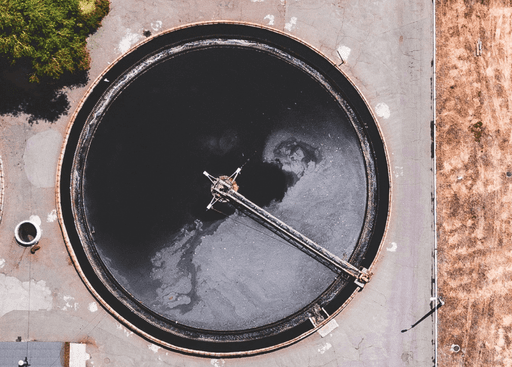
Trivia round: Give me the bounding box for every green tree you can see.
[0,0,109,83]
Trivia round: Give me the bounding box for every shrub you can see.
[0,0,110,83]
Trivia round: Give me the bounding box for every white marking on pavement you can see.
[47,209,57,222]
[0,258,5,269]
[88,302,98,312]
[337,45,351,61]
[264,14,275,25]
[148,344,161,353]
[375,102,391,119]
[387,242,397,252]
[151,20,162,31]
[118,29,143,54]
[285,17,297,31]
[116,322,133,337]
[318,342,332,354]
[62,295,79,311]
[211,359,225,366]
[29,215,41,226]
[394,166,403,178]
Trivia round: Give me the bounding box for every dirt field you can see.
[436,0,512,365]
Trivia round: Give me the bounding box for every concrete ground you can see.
[0,0,435,366]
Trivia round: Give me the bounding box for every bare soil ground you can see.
[437,0,512,365]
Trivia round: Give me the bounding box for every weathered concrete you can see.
[0,0,435,366]
[23,129,62,189]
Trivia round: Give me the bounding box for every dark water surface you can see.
[83,45,367,330]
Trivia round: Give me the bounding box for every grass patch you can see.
[469,121,483,142]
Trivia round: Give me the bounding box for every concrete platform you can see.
[0,0,435,366]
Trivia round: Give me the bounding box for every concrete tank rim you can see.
[55,21,391,357]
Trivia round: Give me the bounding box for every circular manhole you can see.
[15,220,41,246]
[57,23,389,356]
[451,344,461,353]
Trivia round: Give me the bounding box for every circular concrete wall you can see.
[57,23,389,356]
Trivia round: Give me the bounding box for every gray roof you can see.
[0,342,65,367]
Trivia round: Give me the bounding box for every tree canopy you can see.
[0,0,109,83]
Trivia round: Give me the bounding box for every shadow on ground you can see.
[0,58,88,124]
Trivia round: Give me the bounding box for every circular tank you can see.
[57,23,390,356]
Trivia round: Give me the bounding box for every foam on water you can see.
[148,116,366,330]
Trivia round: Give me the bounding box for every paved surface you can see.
[0,0,435,366]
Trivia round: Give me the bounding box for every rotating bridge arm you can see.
[203,169,371,287]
